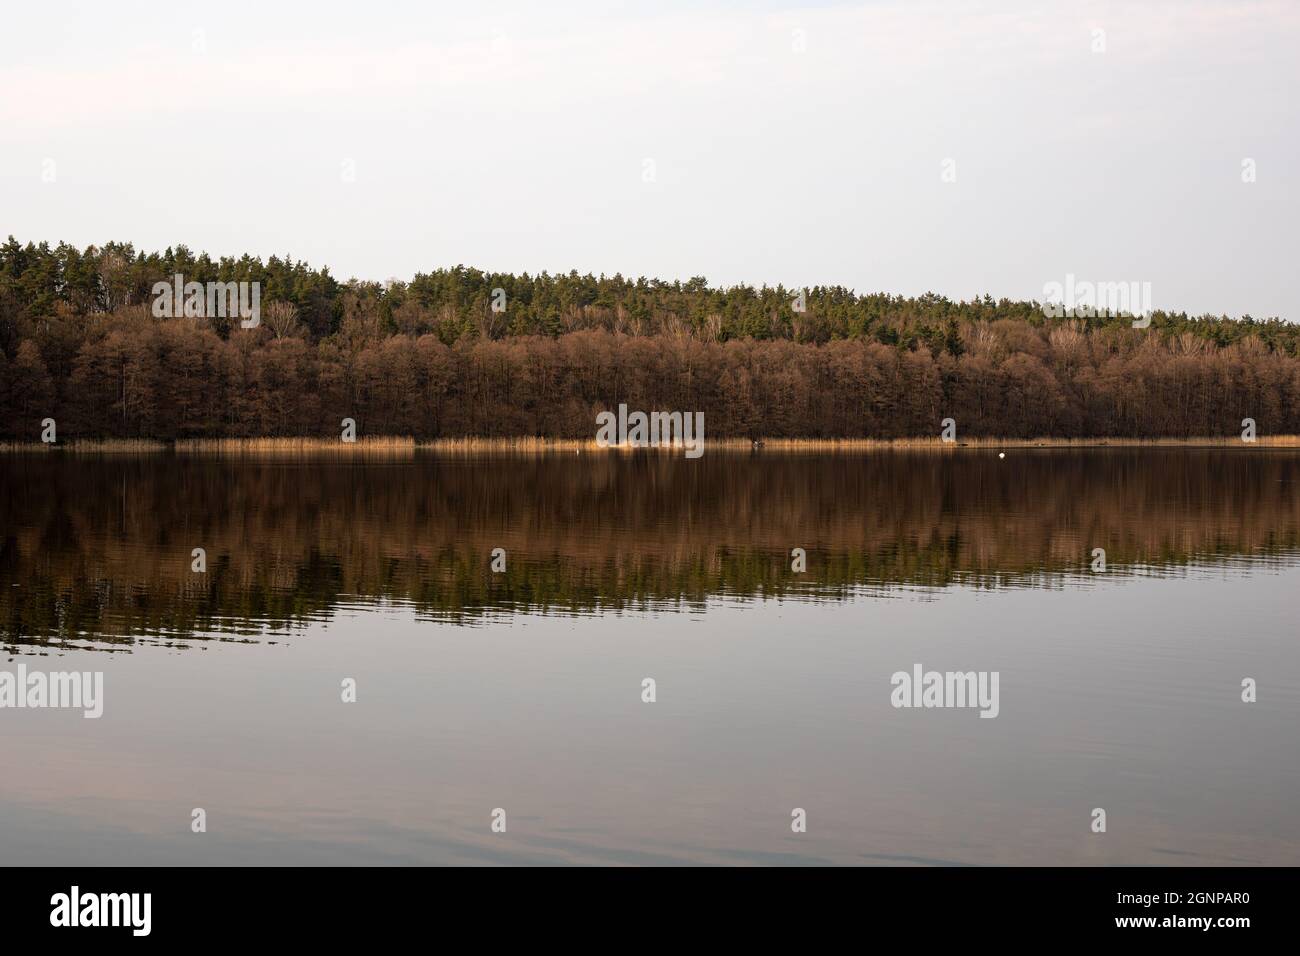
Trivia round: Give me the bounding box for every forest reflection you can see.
[3,448,1299,650]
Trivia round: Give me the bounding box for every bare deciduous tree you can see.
[264,300,301,339]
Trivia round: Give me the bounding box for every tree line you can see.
[2,237,1298,440]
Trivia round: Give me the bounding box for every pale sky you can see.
[1,0,1295,319]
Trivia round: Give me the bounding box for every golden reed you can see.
[2,435,1299,455]
[174,437,416,457]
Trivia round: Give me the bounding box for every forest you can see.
[2,237,1299,441]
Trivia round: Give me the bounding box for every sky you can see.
[1,0,1296,319]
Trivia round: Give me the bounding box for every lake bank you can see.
[3,434,1300,455]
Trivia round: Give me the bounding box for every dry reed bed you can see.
[0,439,168,454]
[2,435,1300,456]
[173,437,416,457]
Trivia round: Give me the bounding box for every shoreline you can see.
[2,435,1300,455]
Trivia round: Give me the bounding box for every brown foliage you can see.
[3,310,1300,440]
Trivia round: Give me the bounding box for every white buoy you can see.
[998,452,1005,459]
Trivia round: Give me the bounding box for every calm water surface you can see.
[2,450,1298,865]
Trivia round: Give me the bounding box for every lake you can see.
[2,449,1298,865]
